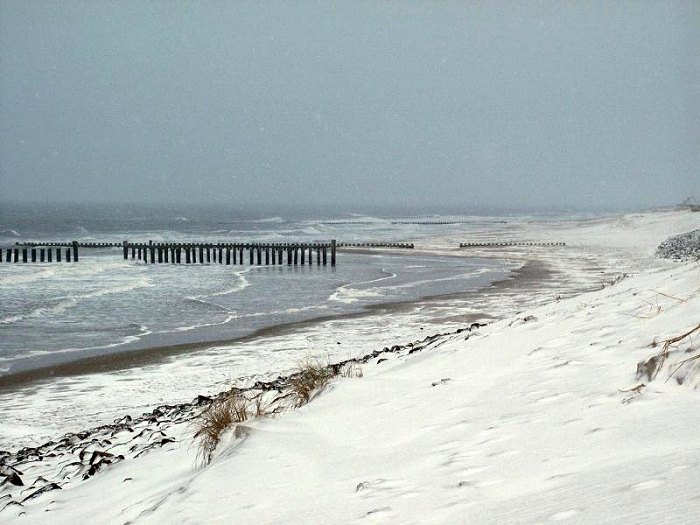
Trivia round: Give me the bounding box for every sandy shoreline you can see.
[0,258,550,392]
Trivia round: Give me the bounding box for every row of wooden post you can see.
[1,242,79,263]
[460,242,566,247]
[123,241,336,266]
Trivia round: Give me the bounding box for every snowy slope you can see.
[2,209,699,524]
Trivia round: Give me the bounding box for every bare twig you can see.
[660,322,700,358]
[653,291,688,303]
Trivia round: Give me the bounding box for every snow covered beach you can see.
[1,209,699,523]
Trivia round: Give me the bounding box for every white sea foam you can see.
[0,278,152,325]
[329,269,397,303]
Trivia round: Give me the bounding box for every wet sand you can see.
[0,258,553,392]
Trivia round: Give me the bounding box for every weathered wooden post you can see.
[22,248,27,263]
[65,248,71,262]
[131,245,136,259]
[287,246,292,265]
[331,240,336,266]
[206,246,211,264]
[47,248,52,262]
[31,248,36,262]
[123,241,128,260]
[40,248,45,262]
[322,246,327,265]
[256,247,262,265]
[158,246,163,263]
[265,248,270,265]
[316,246,321,265]
[300,246,305,265]
[176,246,182,264]
[185,247,191,264]
[55,248,60,262]
[149,244,155,264]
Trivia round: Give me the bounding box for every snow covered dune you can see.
[2,209,699,524]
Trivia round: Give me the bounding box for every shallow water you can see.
[0,204,510,376]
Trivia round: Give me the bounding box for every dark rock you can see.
[1,500,23,513]
[0,466,23,486]
[21,483,61,503]
[57,462,85,480]
[193,395,212,405]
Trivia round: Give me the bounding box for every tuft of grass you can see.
[638,322,700,383]
[340,360,364,378]
[193,395,250,464]
[289,360,335,407]
[252,395,275,418]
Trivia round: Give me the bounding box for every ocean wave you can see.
[17,325,153,361]
[186,270,250,300]
[172,314,239,333]
[328,269,397,304]
[0,266,57,285]
[328,288,384,304]
[0,279,153,325]
[0,229,20,237]
[377,270,495,291]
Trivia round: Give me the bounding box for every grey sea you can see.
[0,203,511,378]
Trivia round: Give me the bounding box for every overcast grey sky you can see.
[0,1,697,211]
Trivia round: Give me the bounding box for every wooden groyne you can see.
[336,242,413,249]
[319,220,479,226]
[2,241,79,263]
[460,242,565,248]
[17,241,122,248]
[122,241,337,266]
